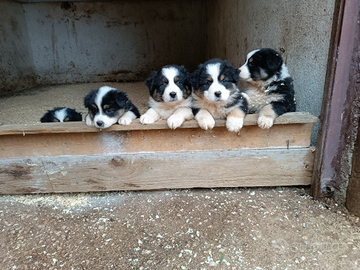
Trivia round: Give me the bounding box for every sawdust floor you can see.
[0,187,359,270]
[0,83,149,125]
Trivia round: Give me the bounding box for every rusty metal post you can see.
[347,129,360,215]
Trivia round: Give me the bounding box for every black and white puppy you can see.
[140,65,193,129]
[40,107,82,123]
[190,58,248,132]
[239,48,296,129]
[84,86,140,128]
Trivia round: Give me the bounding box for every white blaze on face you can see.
[205,63,230,102]
[162,67,183,102]
[239,49,260,80]
[54,108,67,122]
[94,86,118,128]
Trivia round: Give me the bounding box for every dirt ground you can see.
[0,187,359,270]
[1,85,359,269]
[0,82,149,125]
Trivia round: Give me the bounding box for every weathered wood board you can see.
[0,123,314,159]
[0,112,317,159]
[0,148,314,194]
[0,112,317,194]
[0,112,317,135]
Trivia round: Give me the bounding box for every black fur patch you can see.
[40,107,82,123]
[247,48,283,81]
[265,77,296,116]
[145,65,191,102]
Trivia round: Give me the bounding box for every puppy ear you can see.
[67,108,82,121]
[183,72,192,97]
[84,90,97,108]
[224,60,240,83]
[190,65,203,90]
[73,111,82,121]
[115,91,130,109]
[40,111,52,123]
[145,71,158,94]
[266,52,283,71]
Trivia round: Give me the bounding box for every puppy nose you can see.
[215,91,222,97]
[170,92,177,98]
[96,121,104,127]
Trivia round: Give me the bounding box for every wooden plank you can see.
[0,148,315,194]
[0,112,317,136]
[0,123,314,159]
[0,158,54,194]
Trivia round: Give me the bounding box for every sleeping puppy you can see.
[40,107,82,123]
[84,86,140,128]
[190,58,248,132]
[239,48,296,129]
[140,65,193,129]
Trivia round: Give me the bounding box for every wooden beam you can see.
[0,123,314,159]
[0,148,314,195]
[0,112,317,136]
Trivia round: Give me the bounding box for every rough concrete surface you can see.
[0,82,149,125]
[0,187,359,270]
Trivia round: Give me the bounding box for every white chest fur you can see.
[150,97,192,119]
[193,94,233,119]
[245,85,283,113]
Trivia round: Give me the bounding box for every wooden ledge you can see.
[0,112,317,136]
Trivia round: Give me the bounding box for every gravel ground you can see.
[0,83,149,125]
[0,187,359,270]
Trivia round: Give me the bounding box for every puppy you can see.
[84,86,140,128]
[40,107,82,123]
[190,58,248,132]
[239,48,296,129]
[140,65,193,129]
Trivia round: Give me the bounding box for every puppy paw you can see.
[118,117,132,126]
[140,114,156,125]
[258,116,274,129]
[197,115,215,130]
[226,117,244,132]
[167,115,184,129]
[85,114,95,127]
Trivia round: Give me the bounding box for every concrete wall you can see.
[206,0,336,144]
[21,0,206,85]
[0,1,37,96]
[1,0,336,144]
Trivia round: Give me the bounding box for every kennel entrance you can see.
[0,0,337,194]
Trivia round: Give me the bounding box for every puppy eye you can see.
[221,78,227,83]
[105,109,112,114]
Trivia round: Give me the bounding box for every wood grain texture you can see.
[0,123,314,159]
[0,148,315,194]
[0,112,317,136]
